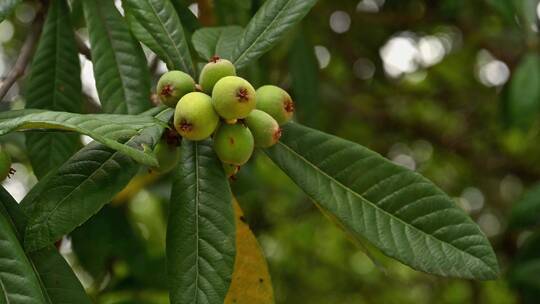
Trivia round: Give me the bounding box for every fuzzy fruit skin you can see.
[174,92,220,141]
[212,76,256,120]
[245,110,281,148]
[199,58,236,94]
[0,150,11,181]
[256,85,294,125]
[152,140,181,174]
[222,163,240,179]
[213,124,254,165]
[157,71,196,107]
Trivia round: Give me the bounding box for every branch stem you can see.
[0,10,45,101]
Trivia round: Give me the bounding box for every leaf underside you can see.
[167,139,236,304]
[20,109,173,252]
[265,123,499,280]
[0,109,165,166]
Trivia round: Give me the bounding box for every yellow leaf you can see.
[225,201,275,304]
[111,172,159,205]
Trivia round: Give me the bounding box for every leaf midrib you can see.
[32,146,124,248]
[144,1,191,74]
[0,277,9,304]
[93,2,129,114]
[271,141,495,273]
[194,142,200,304]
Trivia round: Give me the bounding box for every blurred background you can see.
[2,0,540,303]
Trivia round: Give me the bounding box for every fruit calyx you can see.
[236,88,250,102]
[163,127,181,146]
[284,98,294,113]
[160,84,174,97]
[210,55,221,63]
[179,120,193,133]
[273,128,283,141]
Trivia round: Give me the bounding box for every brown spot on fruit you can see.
[229,137,235,145]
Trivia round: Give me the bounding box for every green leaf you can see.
[83,0,152,114]
[192,26,243,61]
[20,109,173,252]
[0,0,20,23]
[214,0,252,26]
[487,0,517,23]
[25,0,82,179]
[169,0,200,33]
[0,109,166,166]
[167,139,236,304]
[231,0,318,69]
[264,123,500,280]
[123,0,194,75]
[507,53,540,128]
[289,29,319,127]
[0,187,91,303]
[0,190,49,303]
[509,183,540,229]
[72,206,148,284]
[125,9,168,59]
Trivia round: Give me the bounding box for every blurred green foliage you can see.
[2,0,540,303]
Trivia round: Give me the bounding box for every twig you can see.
[0,10,45,101]
[75,34,92,60]
[197,0,215,26]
